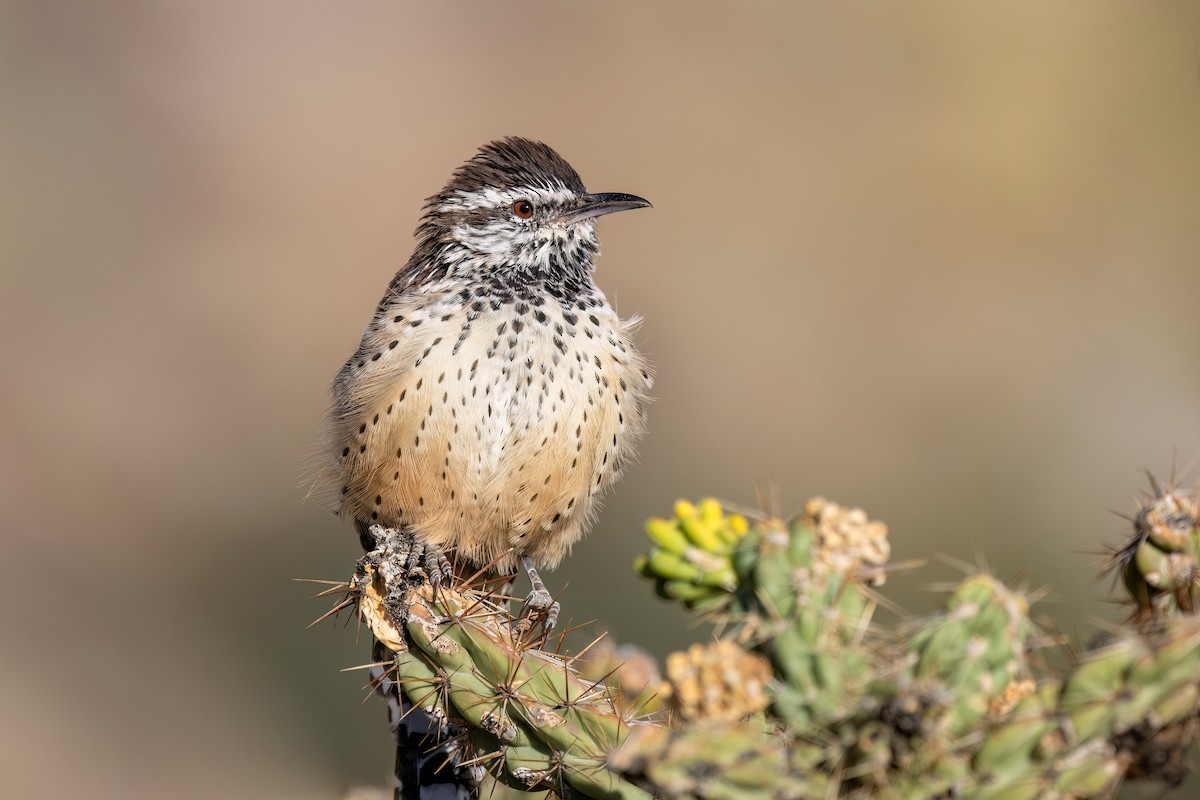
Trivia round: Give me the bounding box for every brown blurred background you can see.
[3,2,1199,798]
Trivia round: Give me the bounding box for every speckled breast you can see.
[328,284,651,573]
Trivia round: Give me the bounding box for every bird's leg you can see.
[519,552,560,633]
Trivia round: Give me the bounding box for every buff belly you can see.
[329,292,650,574]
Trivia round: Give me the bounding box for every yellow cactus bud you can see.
[647,548,703,582]
[645,517,691,555]
[698,497,723,524]
[679,516,724,552]
[674,499,698,520]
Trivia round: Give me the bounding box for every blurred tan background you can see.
[3,2,1200,797]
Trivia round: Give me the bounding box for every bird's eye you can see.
[512,200,534,219]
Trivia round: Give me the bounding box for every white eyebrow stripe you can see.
[437,186,577,213]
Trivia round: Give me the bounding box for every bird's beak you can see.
[562,192,652,223]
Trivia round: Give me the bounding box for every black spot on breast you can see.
[389,340,398,350]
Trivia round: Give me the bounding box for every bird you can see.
[321,137,653,629]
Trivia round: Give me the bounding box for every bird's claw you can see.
[520,588,560,633]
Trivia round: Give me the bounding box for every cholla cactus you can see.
[1107,475,1200,622]
[327,479,1200,799]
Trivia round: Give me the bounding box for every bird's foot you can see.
[401,534,454,592]
[515,553,560,637]
[521,588,560,632]
[365,524,453,592]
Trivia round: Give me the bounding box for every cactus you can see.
[324,479,1200,799]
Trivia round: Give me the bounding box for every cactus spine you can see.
[329,481,1200,799]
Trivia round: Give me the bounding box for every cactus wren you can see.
[322,137,653,627]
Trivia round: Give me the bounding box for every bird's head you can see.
[420,137,650,281]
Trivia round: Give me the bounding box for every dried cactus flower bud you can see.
[663,641,771,723]
[805,496,891,585]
